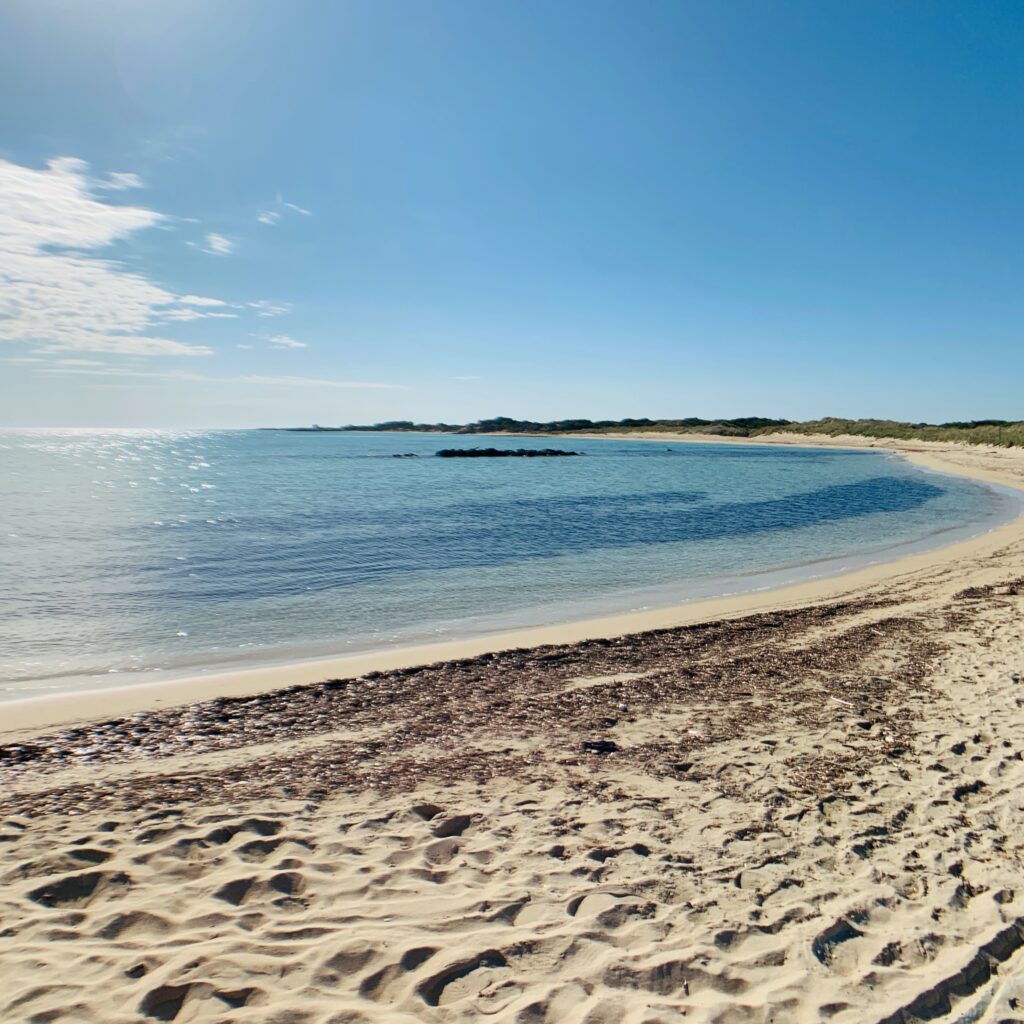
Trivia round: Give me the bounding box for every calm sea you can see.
[0,429,1018,699]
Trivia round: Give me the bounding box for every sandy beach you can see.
[4,435,1024,1024]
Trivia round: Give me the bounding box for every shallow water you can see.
[0,430,1017,698]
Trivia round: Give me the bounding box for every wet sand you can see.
[3,437,1024,1023]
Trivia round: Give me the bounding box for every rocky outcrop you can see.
[435,448,583,458]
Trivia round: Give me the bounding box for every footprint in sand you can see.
[359,946,438,1002]
[28,870,131,909]
[138,981,266,1020]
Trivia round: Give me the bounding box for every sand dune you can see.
[3,439,1024,1023]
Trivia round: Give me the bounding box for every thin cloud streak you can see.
[248,300,291,317]
[38,365,210,382]
[36,336,213,357]
[257,195,313,224]
[237,375,405,389]
[99,171,144,190]
[35,364,405,389]
[200,232,233,255]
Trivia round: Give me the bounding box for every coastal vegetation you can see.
[293,416,791,436]
[757,417,1024,447]
[291,416,1024,446]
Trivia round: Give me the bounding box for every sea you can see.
[1,429,1019,700]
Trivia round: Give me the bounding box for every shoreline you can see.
[3,432,1024,737]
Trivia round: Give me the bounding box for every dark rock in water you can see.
[436,448,584,458]
[391,453,419,458]
[581,740,619,755]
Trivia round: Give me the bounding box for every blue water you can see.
[0,429,1018,699]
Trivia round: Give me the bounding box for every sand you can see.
[3,436,1024,1023]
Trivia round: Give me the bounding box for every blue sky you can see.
[1,0,1023,427]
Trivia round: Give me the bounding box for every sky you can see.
[1,0,1023,428]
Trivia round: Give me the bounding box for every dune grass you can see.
[755,418,1024,447]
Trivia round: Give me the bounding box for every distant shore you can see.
[269,414,1024,449]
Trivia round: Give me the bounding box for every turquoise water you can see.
[0,429,1018,699]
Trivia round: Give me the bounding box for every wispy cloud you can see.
[237,375,404,389]
[38,364,211,382]
[163,310,237,322]
[35,363,403,390]
[200,232,233,256]
[98,171,144,191]
[163,293,238,322]
[268,334,307,349]
[257,194,313,225]
[248,300,291,318]
[36,336,214,357]
[0,156,218,357]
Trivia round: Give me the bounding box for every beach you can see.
[4,435,1024,1023]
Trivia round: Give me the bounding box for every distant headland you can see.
[273,416,1024,447]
